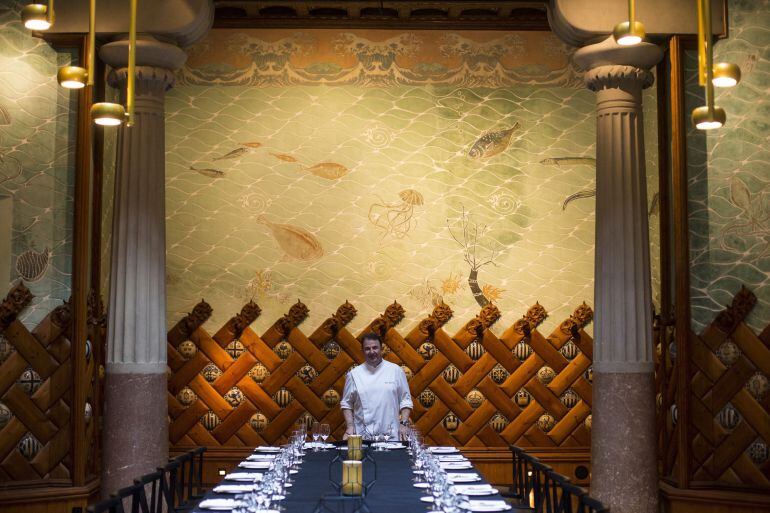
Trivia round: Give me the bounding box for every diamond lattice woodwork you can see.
[167,299,595,449]
[684,287,770,488]
[0,283,102,484]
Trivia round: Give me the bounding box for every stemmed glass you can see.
[311,422,321,451]
[320,423,330,446]
[382,422,393,450]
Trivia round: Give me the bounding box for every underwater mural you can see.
[687,0,770,334]
[165,28,660,334]
[0,0,77,327]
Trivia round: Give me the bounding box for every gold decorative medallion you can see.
[201,410,221,431]
[274,387,293,408]
[202,363,222,383]
[178,340,197,360]
[177,387,197,406]
[226,340,245,359]
[249,363,270,383]
[250,412,268,432]
[489,413,508,432]
[443,413,459,432]
[466,389,484,409]
[419,389,436,408]
[443,364,460,384]
[489,364,508,384]
[513,342,532,361]
[275,341,293,360]
[537,413,555,432]
[224,387,244,407]
[466,341,486,360]
[418,342,437,360]
[297,365,318,384]
[323,389,340,407]
[537,366,555,385]
[515,389,531,407]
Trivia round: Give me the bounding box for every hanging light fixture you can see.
[90,0,137,126]
[691,0,740,130]
[57,0,95,89]
[21,0,54,31]
[613,0,645,46]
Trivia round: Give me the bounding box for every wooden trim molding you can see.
[660,481,770,512]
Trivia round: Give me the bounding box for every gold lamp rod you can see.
[628,0,635,27]
[697,0,715,111]
[126,0,137,126]
[87,0,95,85]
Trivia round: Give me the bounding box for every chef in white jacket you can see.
[340,332,413,441]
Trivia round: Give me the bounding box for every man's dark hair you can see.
[360,332,382,347]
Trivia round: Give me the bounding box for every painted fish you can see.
[189,166,224,178]
[0,103,10,125]
[301,162,350,180]
[240,142,262,148]
[540,157,597,166]
[271,153,299,163]
[648,191,660,216]
[257,215,324,261]
[468,123,520,159]
[212,147,247,161]
[15,247,51,282]
[562,188,596,210]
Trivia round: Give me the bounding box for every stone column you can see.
[574,37,662,513]
[100,38,186,496]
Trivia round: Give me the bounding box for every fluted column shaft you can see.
[101,39,186,497]
[575,39,662,513]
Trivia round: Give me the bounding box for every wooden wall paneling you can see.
[683,287,770,490]
[167,298,595,486]
[669,34,695,488]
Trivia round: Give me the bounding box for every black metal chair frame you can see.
[88,447,207,513]
[510,445,609,513]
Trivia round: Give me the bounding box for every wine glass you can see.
[320,423,330,446]
[311,422,321,451]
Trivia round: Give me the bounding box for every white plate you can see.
[199,498,243,510]
[413,482,429,489]
[240,461,272,469]
[428,446,459,454]
[459,500,511,512]
[213,484,256,494]
[225,472,263,482]
[420,497,434,503]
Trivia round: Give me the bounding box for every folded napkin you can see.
[460,500,511,512]
[438,455,468,461]
[246,454,276,461]
[255,446,282,452]
[428,446,459,453]
[225,472,263,481]
[198,498,243,510]
[452,484,493,492]
[447,472,481,483]
[240,461,272,469]
[440,461,473,469]
[213,483,257,494]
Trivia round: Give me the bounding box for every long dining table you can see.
[193,444,509,513]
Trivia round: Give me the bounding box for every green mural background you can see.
[688,0,770,334]
[165,28,661,336]
[0,0,76,329]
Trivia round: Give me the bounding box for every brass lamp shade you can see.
[91,102,126,126]
[712,62,742,88]
[613,20,645,46]
[692,105,726,130]
[21,4,50,30]
[57,66,88,89]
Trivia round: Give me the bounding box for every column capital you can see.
[107,66,177,100]
[584,65,655,92]
[573,35,663,74]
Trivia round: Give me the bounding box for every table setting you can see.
[194,424,511,513]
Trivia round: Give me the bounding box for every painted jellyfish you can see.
[368,189,424,239]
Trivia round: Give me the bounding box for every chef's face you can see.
[362,338,383,366]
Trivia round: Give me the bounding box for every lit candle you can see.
[347,434,362,460]
[341,460,363,496]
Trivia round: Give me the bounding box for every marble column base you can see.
[101,372,168,497]
[591,371,658,513]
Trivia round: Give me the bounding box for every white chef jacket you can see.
[340,360,413,439]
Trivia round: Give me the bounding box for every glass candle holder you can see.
[341,460,363,496]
